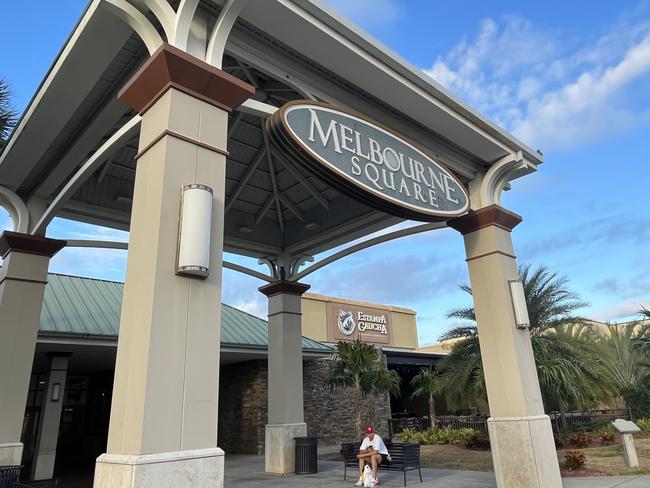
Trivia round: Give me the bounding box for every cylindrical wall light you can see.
[177,184,213,278]
[509,280,530,328]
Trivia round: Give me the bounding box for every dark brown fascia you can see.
[0,231,67,259]
[259,281,311,298]
[447,204,523,235]
[118,43,255,115]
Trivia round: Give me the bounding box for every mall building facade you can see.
[17,272,439,480]
[0,1,558,487]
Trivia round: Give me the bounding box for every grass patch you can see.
[418,436,650,476]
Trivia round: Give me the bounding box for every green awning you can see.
[39,273,330,353]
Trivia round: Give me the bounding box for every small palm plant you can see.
[326,339,400,436]
[410,367,440,422]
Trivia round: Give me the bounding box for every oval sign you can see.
[266,101,470,221]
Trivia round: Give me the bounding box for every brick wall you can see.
[218,360,267,455]
[303,358,391,446]
[218,358,392,454]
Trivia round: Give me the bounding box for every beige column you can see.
[0,232,65,466]
[259,281,310,474]
[93,44,253,488]
[32,353,70,480]
[448,205,562,488]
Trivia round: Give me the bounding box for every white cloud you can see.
[424,15,650,151]
[233,296,267,319]
[325,0,401,27]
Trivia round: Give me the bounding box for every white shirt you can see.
[359,434,389,456]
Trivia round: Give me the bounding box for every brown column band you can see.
[135,130,230,161]
[259,281,311,297]
[118,43,255,115]
[0,231,66,259]
[0,276,48,286]
[466,250,517,262]
[448,204,523,235]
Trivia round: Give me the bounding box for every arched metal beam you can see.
[101,0,164,54]
[290,222,447,281]
[223,261,273,283]
[66,240,128,250]
[172,0,200,50]
[31,115,142,235]
[65,239,273,283]
[206,0,250,68]
[0,186,29,233]
[141,0,175,42]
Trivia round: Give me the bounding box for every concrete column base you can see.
[265,423,307,474]
[93,448,224,488]
[488,415,562,488]
[0,442,23,465]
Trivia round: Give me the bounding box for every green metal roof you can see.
[39,273,330,352]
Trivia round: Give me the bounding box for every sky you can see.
[1,0,649,346]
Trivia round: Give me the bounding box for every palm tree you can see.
[594,323,650,392]
[326,339,401,435]
[640,307,650,320]
[0,79,17,152]
[437,264,604,412]
[410,367,440,422]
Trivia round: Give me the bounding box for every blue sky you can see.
[1,1,649,345]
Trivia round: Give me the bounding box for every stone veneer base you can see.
[488,415,562,488]
[93,447,224,488]
[0,442,23,466]
[265,423,307,474]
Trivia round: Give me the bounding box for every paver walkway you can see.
[224,454,650,488]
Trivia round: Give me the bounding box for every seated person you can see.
[355,425,390,487]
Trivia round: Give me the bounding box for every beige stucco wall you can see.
[301,293,419,349]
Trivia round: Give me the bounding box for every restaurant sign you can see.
[327,302,392,345]
[266,101,470,221]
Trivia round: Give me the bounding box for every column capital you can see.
[259,280,311,298]
[118,43,255,115]
[0,231,66,259]
[447,204,522,235]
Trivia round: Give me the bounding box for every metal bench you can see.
[0,466,22,488]
[341,442,422,486]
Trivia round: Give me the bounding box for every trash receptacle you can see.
[295,436,318,474]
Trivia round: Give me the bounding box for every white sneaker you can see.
[354,477,363,486]
[367,480,377,488]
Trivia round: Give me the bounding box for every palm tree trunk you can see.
[429,395,436,425]
[355,379,363,437]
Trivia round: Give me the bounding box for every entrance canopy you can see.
[0,0,541,263]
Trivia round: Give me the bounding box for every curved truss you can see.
[31,115,142,235]
[101,0,164,54]
[0,186,29,233]
[480,151,537,206]
[173,0,200,50]
[290,222,447,281]
[206,0,250,68]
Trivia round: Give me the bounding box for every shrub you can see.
[599,432,616,445]
[564,449,586,471]
[637,418,650,434]
[397,428,420,443]
[398,426,480,445]
[463,434,491,450]
[554,436,565,449]
[622,377,650,419]
[568,431,591,448]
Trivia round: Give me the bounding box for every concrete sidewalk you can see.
[224,455,650,488]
